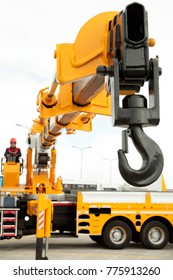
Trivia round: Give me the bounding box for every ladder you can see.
[0,208,20,238]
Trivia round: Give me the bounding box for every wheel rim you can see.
[109,226,126,244]
[148,227,165,244]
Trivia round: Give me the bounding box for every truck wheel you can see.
[140,221,169,249]
[89,235,103,244]
[102,220,132,249]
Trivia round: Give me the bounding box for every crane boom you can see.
[0,2,167,261]
[29,2,163,187]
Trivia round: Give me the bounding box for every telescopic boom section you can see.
[32,10,118,146]
[31,2,163,187]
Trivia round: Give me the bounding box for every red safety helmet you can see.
[10,138,16,143]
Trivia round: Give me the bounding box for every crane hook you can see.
[118,126,164,187]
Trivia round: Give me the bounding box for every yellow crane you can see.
[0,3,169,260]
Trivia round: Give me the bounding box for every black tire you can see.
[102,220,132,249]
[140,221,169,249]
[89,235,103,244]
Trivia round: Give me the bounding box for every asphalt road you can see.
[0,235,173,260]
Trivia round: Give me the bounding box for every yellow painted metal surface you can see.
[26,148,33,186]
[27,193,53,238]
[162,175,167,191]
[55,11,117,83]
[77,192,173,235]
[3,162,20,187]
[32,11,121,149]
[25,168,64,195]
[49,148,56,185]
[53,176,63,194]
[37,86,111,120]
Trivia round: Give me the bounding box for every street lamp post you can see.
[103,157,118,186]
[16,124,30,131]
[72,146,92,180]
[16,123,31,146]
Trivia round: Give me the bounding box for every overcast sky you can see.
[0,0,173,188]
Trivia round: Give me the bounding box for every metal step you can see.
[1,232,15,237]
[2,217,16,222]
[2,210,16,215]
[0,208,19,238]
[2,225,15,229]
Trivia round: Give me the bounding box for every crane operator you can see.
[4,138,22,163]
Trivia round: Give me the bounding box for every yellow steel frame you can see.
[3,162,20,188]
[31,11,131,138]
[77,192,173,235]
[27,193,53,238]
